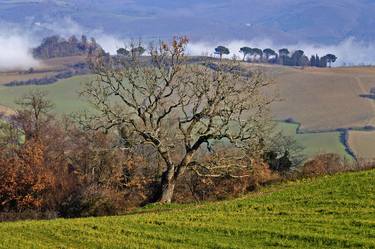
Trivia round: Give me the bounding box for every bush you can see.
[300,153,347,177]
[0,139,56,212]
[59,186,126,218]
[174,162,279,203]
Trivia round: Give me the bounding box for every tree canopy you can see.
[214,46,230,59]
[325,54,338,67]
[239,47,253,61]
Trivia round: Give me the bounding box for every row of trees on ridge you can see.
[214,46,338,67]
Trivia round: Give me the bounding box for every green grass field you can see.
[0,169,374,248]
[277,122,350,159]
[0,75,95,114]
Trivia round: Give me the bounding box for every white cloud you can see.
[95,35,126,55]
[0,27,40,71]
[28,17,375,66]
[187,37,375,66]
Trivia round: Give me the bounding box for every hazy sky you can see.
[1,0,375,69]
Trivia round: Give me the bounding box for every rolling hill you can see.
[0,66,353,160]
[3,62,375,159]
[0,169,374,248]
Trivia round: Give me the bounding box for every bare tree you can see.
[15,90,54,141]
[79,37,274,203]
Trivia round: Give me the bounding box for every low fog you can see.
[0,31,39,72]
[79,35,375,67]
[187,38,375,66]
[1,17,375,71]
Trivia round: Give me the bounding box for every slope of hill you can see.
[1,0,375,44]
[268,66,375,131]
[3,63,375,159]
[0,169,374,248]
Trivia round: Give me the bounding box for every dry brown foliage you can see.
[0,139,55,211]
[300,153,347,177]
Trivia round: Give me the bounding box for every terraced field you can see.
[0,169,374,248]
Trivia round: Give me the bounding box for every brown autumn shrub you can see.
[58,125,159,216]
[174,161,279,203]
[248,162,280,190]
[175,173,249,202]
[0,92,78,217]
[353,159,375,171]
[0,138,55,212]
[300,153,347,177]
[59,184,126,218]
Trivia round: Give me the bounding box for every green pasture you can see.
[0,75,94,114]
[276,122,350,159]
[0,169,374,248]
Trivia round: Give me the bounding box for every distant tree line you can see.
[4,63,90,87]
[214,46,337,68]
[33,35,105,59]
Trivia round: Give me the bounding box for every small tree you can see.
[117,48,130,56]
[320,55,328,67]
[251,48,263,62]
[239,47,252,61]
[278,48,289,56]
[15,90,54,141]
[131,46,146,57]
[325,54,337,67]
[310,55,316,67]
[278,48,290,65]
[315,54,321,67]
[81,37,274,203]
[214,46,230,60]
[291,50,305,66]
[263,48,276,62]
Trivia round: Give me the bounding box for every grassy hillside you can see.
[0,75,94,114]
[0,169,374,248]
[349,130,375,159]
[266,66,375,132]
[277,122,350,159]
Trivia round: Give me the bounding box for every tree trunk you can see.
[157,154,192,203]
[159,180,175,203]
[158,166,177,203]
[159,173,176,203]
